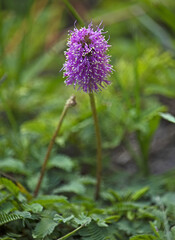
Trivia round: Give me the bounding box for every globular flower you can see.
[63,22,113,93]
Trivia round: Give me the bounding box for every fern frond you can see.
[0,211,31,226]
[0,212,21,225]
[108,189,122,202]
[79,222,109,240]
[114,202,140,213]
[131,187,149,201]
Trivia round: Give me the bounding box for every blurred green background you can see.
[1,1,175,239]
[0,0,175,183]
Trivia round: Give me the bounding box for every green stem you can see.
[57,224,85,240]
[63,0,102,199]
[63,0,84,27]
[89,93,102,200]
[34,96,76,197]
[137,132,150,177]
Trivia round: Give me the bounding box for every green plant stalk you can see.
[134,58,141,115]
[57,223,85,240]
[89,93,102,200]
[63,0,84,27]
[137,132,150,177]
[133,24,142,115]
[34,96,76,197]
[63,0,102,200]
[134,32,150,177]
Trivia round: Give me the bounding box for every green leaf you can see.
[31,195,68,206]
[0,158,28,174]
[79,176,96,185]
[21,118,53,140]
[32,217,58,239]
[22,203,43,213]
[137,209,155,220]
[131,187,149,201]
[138,14,173,50]
[91,214,108,227]
[0,237,16,240]
[159,113,175,123]
[108,189,122,202]
[114,202,140,213]
[74,213,91,226]
[4,233,22,239]
[0,193,11,205]
[149,222,160,237]
[105,215,120,223]
[47,154,74,172]
[117,219,136,235]
[79,222,108,240]
[0,177,19,195]
[129,234,157,240]
[127,211,135,221]
[171,226,175,238]
[13,211,31,219]
[54,214,74,223]
[54,181,85,195]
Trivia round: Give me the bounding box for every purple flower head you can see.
[63,22,113,93]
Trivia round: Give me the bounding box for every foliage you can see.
[1,174,175,239]
[0,0,175,239]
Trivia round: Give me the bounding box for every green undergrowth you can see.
[1,0,175,239]
[1,169,175,239]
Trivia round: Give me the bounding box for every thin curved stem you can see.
[57,223,86,240]
[89,93,102,200]
[63,0,84,27]
[34,96,76,197]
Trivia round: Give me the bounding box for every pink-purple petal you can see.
[63,23,113,93]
